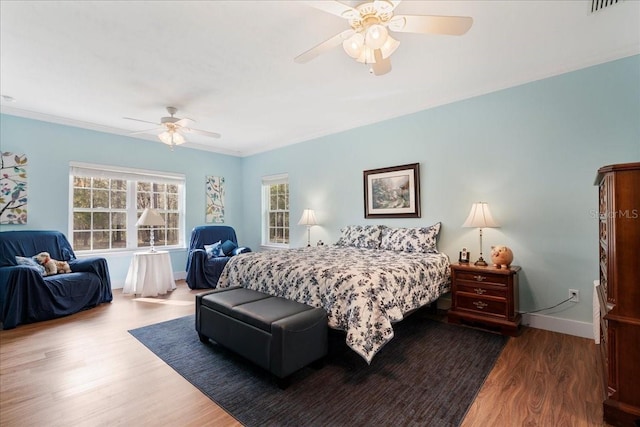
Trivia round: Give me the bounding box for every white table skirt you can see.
[123,251,176,297]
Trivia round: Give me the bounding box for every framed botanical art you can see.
[205,176,225,223]
[363,163,420,218]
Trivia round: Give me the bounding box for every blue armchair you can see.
[0,230,113,329]
[186,225,251,289]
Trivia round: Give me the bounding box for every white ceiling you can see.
[1,1,639,157]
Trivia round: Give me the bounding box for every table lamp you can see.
[462,202,498,266]
[298,209,318,247]
[136,208,165,252]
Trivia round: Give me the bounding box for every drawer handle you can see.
[474,288,486,295]
[473,275,487,282]
[473,301,488,310]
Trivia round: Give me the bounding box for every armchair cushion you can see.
[0,230,113,329]
[186,225,251,289]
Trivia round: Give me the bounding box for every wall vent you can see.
[591,0,622,13]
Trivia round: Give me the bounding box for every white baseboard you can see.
[521,312,594,340]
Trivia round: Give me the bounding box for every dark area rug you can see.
[129,309,508,427]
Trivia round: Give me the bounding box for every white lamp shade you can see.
[343,33,365,59]
[297,209,318,226]
[365,24,389,49]
[136,208,165,227]
[462,202,499,228]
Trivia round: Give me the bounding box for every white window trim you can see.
[68,161,186,254]
[261,173,289,249]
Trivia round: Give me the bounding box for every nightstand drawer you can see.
[456,283,507,298]
[455,294,507,318]
[455,271,508,287]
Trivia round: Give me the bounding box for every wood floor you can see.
[0,281,608,426]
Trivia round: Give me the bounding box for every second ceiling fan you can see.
[124,106,221,149]
[294,0,473,75]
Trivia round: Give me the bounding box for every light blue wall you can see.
[241,55,640,324]
[0,116,244,286]
[1,56,638,323]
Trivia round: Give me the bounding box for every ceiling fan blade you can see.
[175,118,194,127]
[372,49,392,76]
[305,1,359,19]
[294,29,355,64]
[389,15,473,36]
[123,117,161,126]
[182,127,221,139]
[128,127,164,136]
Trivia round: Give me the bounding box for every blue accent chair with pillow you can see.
[186,225,251,289]
[0,230,113,329]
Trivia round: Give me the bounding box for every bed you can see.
[217,223,450,363]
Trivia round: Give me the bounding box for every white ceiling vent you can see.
[591,0,622,13]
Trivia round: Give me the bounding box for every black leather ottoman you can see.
[196,286,327,385]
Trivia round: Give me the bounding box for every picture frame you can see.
[363,163,420,218]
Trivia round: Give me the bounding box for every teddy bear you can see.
[490,245,513,268]
[34,252,71,276]
[55,260,72,274]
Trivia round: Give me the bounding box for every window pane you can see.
[94,212,109,230]
[111,231,126,248]
[137,193,150,209]
[138,229,150,247]
[74,177,91,188]
[167,213,178,228]
[167,194,178,210]
[111,179,126,190]
[94,178,109,189]
[137,182,150,192]
[92,190,109,208]
[112,191,126,209]
[153,193,165,210]
[93,231,110,250]
[167,229,178,245]
[74,188,91,208]
[74,212,91,230]
[269,213,276,227]
[167,184,178,193]
[73,232,91,250]
[112,212,126,229]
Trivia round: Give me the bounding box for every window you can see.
[262,174,289,247]
[70,162,185,253]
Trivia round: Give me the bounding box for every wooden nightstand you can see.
[447,263,521,336]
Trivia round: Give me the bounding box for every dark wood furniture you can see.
[448,263,521,336]
[595,162,640,427]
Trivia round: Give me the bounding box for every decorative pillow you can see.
[221,239,238,256]
[232,246,251,256]
[380,222,441,253]
[204,241,223,258]
[336,225,385,249]
[15,255,46,274]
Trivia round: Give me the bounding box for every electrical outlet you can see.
[569,289,579,303]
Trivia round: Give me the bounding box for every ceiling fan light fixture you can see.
[365,24,388,49]
[355,34,399,63]
[342,33,365,58]
[159,130,185,146]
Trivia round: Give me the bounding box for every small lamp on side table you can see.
[136,208,165,252]
[298,209,318,247]
[462,202,498,266]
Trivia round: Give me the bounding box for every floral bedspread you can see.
[217,246,451,363]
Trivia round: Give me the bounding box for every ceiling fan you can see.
[124,106,221,149]
[294,0,473,76]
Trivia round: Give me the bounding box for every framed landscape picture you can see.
[363,163,420,218]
